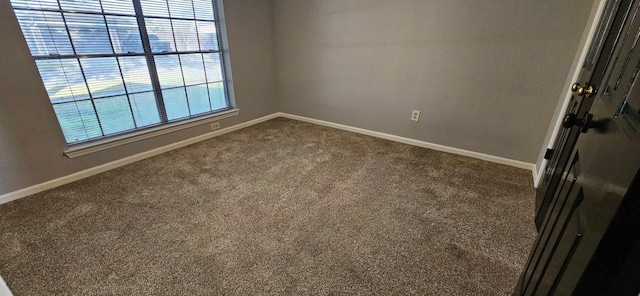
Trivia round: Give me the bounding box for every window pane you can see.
[186,84,210,115]
[59,0,102,13]
[162,88,190,120]
[203,53,223,82]
[81,57,126,98]
[141,0,169,17]
[107,16,143,54]
[10,0,59,10]
[146,18,175,52]
[208,82,226,110]
[65,13,112,55]
[12,0,229,145]
[14,10,74,56]
[193,0,214,20]
[155,54,183,88]
[118,56,153,93]
[130,92,161,127]
[94,96,136,135]
[36,59,89,102]
[168,0,194,19]
[180,54,206,85]
[172,20,199,52]
[101,0,136,15]
[197,21,218,51]
[53,101,102,143]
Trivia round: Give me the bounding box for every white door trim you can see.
[534,0,609,187]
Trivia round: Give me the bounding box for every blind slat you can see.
[11,0,229,144]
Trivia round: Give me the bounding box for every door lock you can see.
[562,113,603,133]
[571,83,597,97]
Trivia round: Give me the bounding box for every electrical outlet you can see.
[411,110,421,122]
[210,122,220,130]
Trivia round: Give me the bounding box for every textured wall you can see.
[273,0,594,163]
[0,0,277,195]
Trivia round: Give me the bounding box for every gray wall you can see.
[0,0,277,195]
[273,0,593,163]
[0,0,598,195]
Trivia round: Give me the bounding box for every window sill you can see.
[64,108,240,158]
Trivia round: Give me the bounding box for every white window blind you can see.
[11,0,230,144]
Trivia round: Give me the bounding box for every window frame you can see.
[11,0,237,155]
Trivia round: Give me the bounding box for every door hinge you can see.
[544,149,554,160]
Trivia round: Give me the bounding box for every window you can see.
[10,0,231,145]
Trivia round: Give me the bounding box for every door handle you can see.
[562,113,602,133]
[571,83,597,97]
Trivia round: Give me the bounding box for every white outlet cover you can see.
[411,110,421,122]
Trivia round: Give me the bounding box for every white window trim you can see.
[64,108,239,158]
[11,0,236,150]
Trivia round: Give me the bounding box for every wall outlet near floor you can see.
[210,122,221,130]
[411,110,421,122]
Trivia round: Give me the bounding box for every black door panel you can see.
[516,0,640,294]
[535,0,634,230]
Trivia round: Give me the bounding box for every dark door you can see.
[535,0,634,229]
[515,0,640,293]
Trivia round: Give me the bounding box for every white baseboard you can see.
[0,275,12,296]
[278,112,537,181]
[0,113,280,206]
[0,111,538,206]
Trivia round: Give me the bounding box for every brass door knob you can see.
[571,83,597,97]
[571,83,581,92]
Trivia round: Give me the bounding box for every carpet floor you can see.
[0,118,536,295]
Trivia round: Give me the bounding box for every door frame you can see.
[534,0,609,188]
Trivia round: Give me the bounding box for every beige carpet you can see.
[0,118,536,295]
